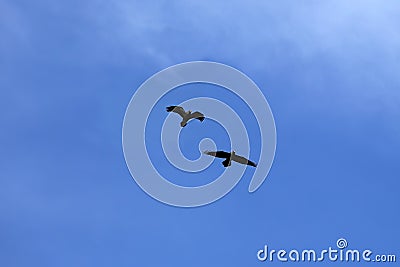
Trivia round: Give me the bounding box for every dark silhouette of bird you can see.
[166,106,205,127]
[203,150,257,167]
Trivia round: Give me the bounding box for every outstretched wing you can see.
[203,150,230,158]
[166,106,186,118]
[189,111,205,122]
[232,154,257,167]
[246,160,257,167]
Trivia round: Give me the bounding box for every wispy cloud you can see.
[82,0,400,115]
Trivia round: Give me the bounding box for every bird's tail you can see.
[222,158,231,167]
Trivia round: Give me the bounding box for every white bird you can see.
[166,106,205,127]
[203,150,257,167]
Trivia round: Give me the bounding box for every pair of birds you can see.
[166,105,257,168]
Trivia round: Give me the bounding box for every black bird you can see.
[166,106,205,127]
[203,150,257,167]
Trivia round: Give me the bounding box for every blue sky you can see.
[1,0,399,266]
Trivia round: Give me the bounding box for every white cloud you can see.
[94,1,400,110]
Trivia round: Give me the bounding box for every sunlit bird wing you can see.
[166,106,186,118]
[232,154,257,167]
[189,111,205,122]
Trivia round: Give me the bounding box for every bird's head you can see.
[188,110,192,114]
[232,150,236,155]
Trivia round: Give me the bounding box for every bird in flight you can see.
[166,106,205,127]
[203,150,257,167]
